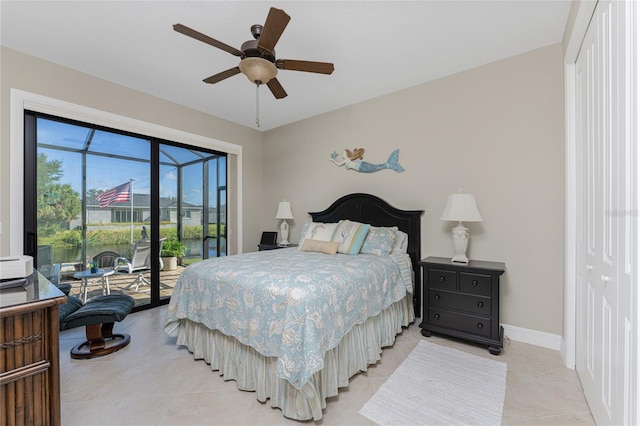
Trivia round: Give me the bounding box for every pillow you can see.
[391,230,409,254]
[332,220,370,255]
[298,222,339,249]
[299,239,339,255]
[361,226,398,255]
[297,221,311,246]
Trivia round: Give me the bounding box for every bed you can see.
[164,193,423,420]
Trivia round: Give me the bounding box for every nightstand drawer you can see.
[428,308,492,338]
[428,269,457,290]
[459,272,492,296]
[428,290,491,316]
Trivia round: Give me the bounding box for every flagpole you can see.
[130,177,134,245]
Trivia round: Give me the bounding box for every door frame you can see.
[9,89,244,257]
[562,0,597,372]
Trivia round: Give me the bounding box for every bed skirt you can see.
[174,294,414,420]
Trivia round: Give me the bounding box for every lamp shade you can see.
[239,57,278,85]
[440,193,483,222]
[275,200,294,219]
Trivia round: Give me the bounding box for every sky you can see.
[36,116,225,207]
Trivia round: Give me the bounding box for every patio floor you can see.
[59,266,185,307]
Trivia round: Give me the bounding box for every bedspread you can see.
[164,248,412,390]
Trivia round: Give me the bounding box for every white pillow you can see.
[298,222,339,249]
[391,230,409,254]
[297,221,311,246]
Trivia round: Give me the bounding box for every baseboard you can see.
[502,323,562,351]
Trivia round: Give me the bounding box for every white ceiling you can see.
[1,1,571,131]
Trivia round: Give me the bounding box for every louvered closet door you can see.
[575,1,637,424]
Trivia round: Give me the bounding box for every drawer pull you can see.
[477,323,484,330]
[439,275,446,282]
[434,294,440,301]
[477,301,484,308]
[472,279,479,286]
[434,314,440,320]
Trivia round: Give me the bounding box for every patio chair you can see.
[114,238,166,292]
[93,251,120,270]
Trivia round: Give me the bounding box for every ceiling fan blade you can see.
[203,67,241,84]
[267,78,288,99]
[276,59,334,75]
[173,23,243,57]
[257,8,291,54]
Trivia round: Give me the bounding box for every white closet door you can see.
[575,1,637,424]
[616,2,637,423]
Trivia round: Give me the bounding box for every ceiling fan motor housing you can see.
[240,39,275,62]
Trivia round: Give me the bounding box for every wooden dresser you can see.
[0,272,66,426]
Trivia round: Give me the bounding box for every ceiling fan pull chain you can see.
[255,83,260,128]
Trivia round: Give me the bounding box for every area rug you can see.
[359,340,507,425]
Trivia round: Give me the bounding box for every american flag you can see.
[96,181,131,208]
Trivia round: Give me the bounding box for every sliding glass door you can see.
[157,143,227,302]
[23,112,226,311]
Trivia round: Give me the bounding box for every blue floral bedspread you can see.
[164,248,413,390]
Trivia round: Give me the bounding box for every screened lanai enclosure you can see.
[23,112,227,310]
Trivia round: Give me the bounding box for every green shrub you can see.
[40,223,226,253]
[58,230,82,247]
[160,239,186,258]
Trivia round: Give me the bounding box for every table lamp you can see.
[275,200,294,246]
[440,192,483,263]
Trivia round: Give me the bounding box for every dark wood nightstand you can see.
[419,256,505,355]
[258,244,298,251]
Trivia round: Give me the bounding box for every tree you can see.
[37,153,81,236]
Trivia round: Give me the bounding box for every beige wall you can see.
[0,47,264,255]
[1,43,566,337]
[263,44,565,335]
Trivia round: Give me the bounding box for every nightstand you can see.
[258,244,298,251]
[419,256,505,355]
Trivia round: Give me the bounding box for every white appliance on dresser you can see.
[0,255,35,305]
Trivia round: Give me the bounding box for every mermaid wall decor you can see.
[330,148,405,173]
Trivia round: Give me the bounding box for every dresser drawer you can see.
[428,290,491,316]
[428,269,457,291]
[459,272,492,296]
[427,307,492,338]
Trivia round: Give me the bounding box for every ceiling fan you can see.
[173,7,335,100]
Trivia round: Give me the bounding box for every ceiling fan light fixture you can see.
[239,57,277,85]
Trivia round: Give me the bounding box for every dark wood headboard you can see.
[309,193,424,317]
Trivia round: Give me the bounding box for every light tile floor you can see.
[59,306,595,425]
